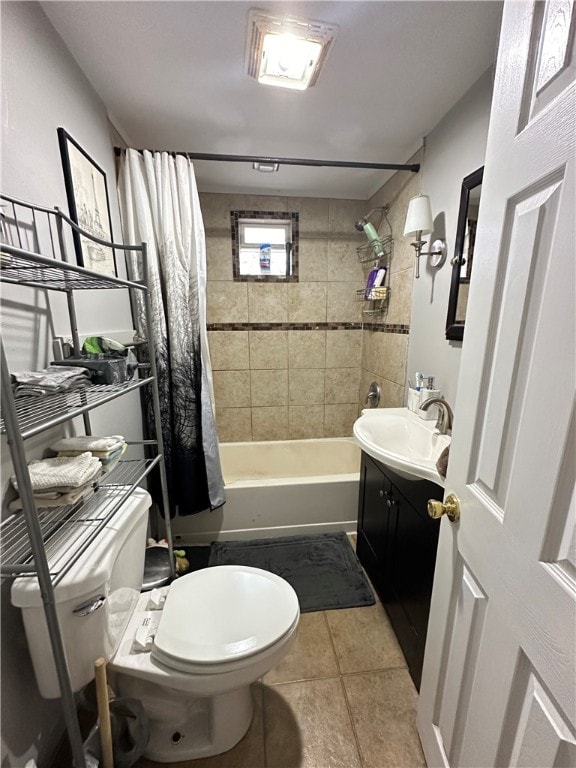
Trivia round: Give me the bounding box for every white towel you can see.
[50,435,125,454]
[11,453,102,493]
[9,485,95,512]
[100,443,127,473]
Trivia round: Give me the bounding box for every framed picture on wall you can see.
[57,127,117,276]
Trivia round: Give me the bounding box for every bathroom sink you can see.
[353,407,450,484]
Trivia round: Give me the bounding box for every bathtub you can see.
[172,438,361,544]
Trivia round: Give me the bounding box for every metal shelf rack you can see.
[0,193,172,768]
[356,285,391,315]
[356,206,394,316]
[356,233,394,264]
[0,377,155,439]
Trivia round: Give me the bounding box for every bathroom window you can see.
[231,210,299,281]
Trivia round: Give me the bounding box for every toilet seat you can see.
[151,566,300,674]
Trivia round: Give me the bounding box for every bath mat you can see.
[208,532,375,613]
[180,545,211,572]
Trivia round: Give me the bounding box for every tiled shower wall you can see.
[360,149,423,410]
[202,193,367,441]
[201,163,421,441]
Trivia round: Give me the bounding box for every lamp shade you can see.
[404,195,434,237]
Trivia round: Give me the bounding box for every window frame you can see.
[231,210,299,282]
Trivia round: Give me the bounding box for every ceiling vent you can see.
[246,10,338,91]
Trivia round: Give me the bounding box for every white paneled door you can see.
[417,1,576,766]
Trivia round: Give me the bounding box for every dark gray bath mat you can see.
[208,532,375,613]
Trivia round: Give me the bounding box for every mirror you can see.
[445,167,483,341]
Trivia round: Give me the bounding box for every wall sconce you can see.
[403,195,446,278]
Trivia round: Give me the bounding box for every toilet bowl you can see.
[109,565,300,762]
[11,489,300,763]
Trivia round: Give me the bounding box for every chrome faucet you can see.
[420,397,454,435]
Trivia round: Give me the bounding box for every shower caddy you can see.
[0,193,173,768]
[356,205,393,316]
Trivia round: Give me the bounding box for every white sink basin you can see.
[353,407,450,485]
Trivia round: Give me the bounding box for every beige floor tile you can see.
[343,669,426,768]
[264,612,339,685]
[263,678,362,768]
[326,603,407,674]
[136,684,265,768]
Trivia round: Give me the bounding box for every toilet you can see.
[12,489,300,762]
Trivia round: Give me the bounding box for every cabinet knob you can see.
[379,489,384,498]
[427,493,460,523]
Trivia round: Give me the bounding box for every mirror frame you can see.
[445,166,484,341]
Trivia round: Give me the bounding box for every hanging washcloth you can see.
[436,446,450,480]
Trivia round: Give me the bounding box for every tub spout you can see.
[420,397,453,435]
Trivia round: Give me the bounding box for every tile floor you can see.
[137,589,426,768]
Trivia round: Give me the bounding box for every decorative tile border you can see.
[363,323,410,334]
[207,322,410,333]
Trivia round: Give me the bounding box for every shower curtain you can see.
[118,149,225,515]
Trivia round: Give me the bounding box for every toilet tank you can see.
[11,488,151,698]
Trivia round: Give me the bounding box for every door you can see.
[417,2,576,766]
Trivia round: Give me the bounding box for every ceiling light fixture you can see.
[246,10,338,91]
[252,161,279,173]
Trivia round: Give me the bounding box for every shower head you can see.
[354,205,389,234]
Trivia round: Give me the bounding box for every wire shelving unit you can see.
[1,193,172,768]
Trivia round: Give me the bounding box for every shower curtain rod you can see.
[114,147,420,173]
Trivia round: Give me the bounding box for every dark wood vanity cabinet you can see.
[356,451,442,690]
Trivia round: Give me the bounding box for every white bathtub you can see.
[172,438,361,544]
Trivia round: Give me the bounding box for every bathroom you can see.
[2,1,574,766]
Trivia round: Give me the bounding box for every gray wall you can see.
[1,3,139,764]
[407,69,494,405]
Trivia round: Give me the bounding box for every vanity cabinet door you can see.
[356,451,442,690]
[356,453,392,596]
[387,475,441,636]
[385,484,440,689]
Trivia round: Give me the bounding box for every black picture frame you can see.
[57,128,117,276]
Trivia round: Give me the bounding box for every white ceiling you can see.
[42,1,503,200]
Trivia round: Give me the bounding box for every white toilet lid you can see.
[152,566,300,668]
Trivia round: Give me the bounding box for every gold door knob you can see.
[427,493,460,523]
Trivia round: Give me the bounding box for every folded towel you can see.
[51,435,125,454]
[11,366,91,394]
[14,386,56,398]
[100,443,127,473]
[11,453,102,493]
[56,448,121,459]
[9,484,95,512]
[56,443,127,474]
